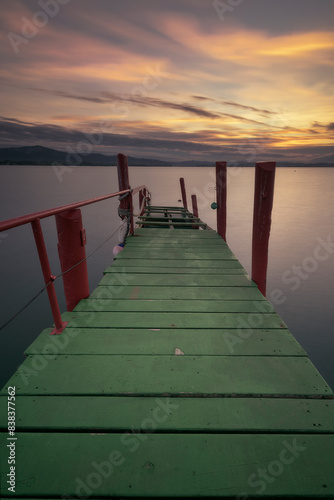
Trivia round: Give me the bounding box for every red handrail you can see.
[0,186,150,232]
[0,189,131,232]
[0,182,151,334]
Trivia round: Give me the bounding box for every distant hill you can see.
[0,145,172,166]
[0,145,333,167]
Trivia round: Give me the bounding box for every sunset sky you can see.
[0,0,333,163]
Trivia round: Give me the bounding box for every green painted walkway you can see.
[1,207,334,498]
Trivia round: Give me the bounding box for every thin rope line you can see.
[0,224,122,332]
[0,281,52,332]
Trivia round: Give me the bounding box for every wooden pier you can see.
[1,204,334,498]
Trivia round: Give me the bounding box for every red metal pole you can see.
[180,178,188,209]
[31,219,67,334]
[252,161,276,296]
[117,153,133,233]
[216,161,227,241]
[56,209,90,311]
[191,194,199,229]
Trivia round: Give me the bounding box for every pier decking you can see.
[1,206,334,498]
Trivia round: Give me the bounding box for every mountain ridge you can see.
[0,145,333,167]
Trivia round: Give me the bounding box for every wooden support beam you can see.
[180,178,188,209]
[56,209,89,312]
[216,161,227,241]
[252,161,276,296]
[117,153,134,234]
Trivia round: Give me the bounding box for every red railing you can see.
[0,190,128,232]
[0,154,150,334]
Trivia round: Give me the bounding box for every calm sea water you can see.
[0,165,333,389]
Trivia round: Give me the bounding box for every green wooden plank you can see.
[125,240,227,248]
[136,220,208,227]
[129,233,222,238]
[4,355,331,396]
[145,210,189,214]
[135,227,219,238]
[99,273,253,287]
[146,205,187,210]
[125,244,228,250]
[138,216,202,221]
[105,266,246,275]
[91,285,265,300]
[116,249,237,259]
[145,210,190,214]
[1,396,333,432]
[63,311,284,329]
[125,244,234,252]
[124,247,229,254]
[110,259,245,269]
[1,433,333,497]
[145,206,188,210]
[143,213,193,217]
[74,299,272,313]
[24,327,306,356]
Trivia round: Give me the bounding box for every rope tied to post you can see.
[117,206,132,219]
[115,200,132,255]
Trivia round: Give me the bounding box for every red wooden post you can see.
[139,189,144,210]
[129,192,134,235]
[216,161,227,241]
[191,194,199,218]
[191,194,199,229]
[252,161,276,296]
[117,153,133,234]
[56,209,90,311]
[31,219,67,334]
[180,178,188,209]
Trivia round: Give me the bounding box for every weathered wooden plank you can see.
[145,205,187,210]
[1,396,333,432]
[109,259,245,269]
[99,273,254,287]
[24,327,306,356]
[63,311,284,329]
[127,237,226,243]
[90,285,265,300]
[125,240,228,248]
[74,299,273,313]
[116,249,236,259]
[1,433,333,497]
[145,206,188,209]
[130,239,221,246]
[105,265,246,274]
[135,227,220,238]
[136,222,207,229]
[144,211,189,215]
[144,210,189,214]
[4,355,331,396]
[138,216,202,221]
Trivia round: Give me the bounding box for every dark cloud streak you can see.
[0,117,222,153]
[192,95,277,116]
[312,121,334,131]
[32,87,272,126]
